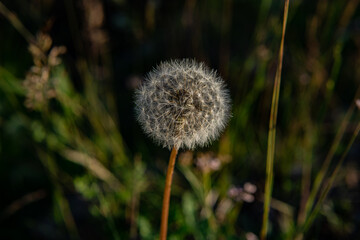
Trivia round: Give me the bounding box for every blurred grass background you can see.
[0,0,359,239]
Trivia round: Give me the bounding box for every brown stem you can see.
[160,147,178,240]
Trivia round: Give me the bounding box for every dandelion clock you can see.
[135,59,231,239]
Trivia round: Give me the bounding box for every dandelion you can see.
[135,59,231,150]
[134,59,231,239]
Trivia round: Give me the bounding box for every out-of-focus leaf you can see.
[138,215,153,239]
[0,67,25,95]
[62,149,123,190]
[182,191,197,230]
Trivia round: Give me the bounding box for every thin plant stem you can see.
[260,1,289,239]
[0,2,36,45]
[160,147,178,240]
[301,104,355,221]
[300,120,360,235]
[0,1,45,60]
[300,87,360,227]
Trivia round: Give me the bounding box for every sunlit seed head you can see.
[135,59,231,150]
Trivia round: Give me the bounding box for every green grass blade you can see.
[260,1,290,239]
[302,120,360,234]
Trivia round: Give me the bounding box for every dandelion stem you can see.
[260,0,289,239]
[160,147,178,240]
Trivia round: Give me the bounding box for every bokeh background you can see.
[0,0,360,239]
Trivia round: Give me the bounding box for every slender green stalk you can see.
[301,103,356,222]
[0,2,36,45]
[301,120,360,234]
[299,87,360,230]
[296,1,360,233]
[160,147,178,240]
[0,2,44,59]
[260,1,289,239]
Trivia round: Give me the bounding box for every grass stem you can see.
[301,120,360,235]
[301,103,356,223]
[260,1,289,239]
[296,87,360,238]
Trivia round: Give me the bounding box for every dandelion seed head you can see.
[135,59,231,150]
